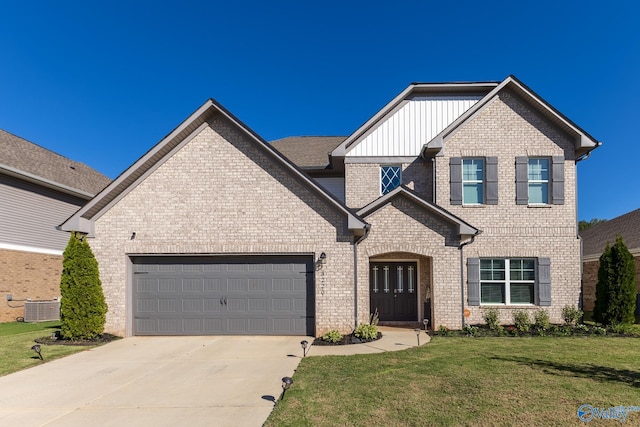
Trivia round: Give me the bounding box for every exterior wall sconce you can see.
[130,232,136,240]
[315,252,326,270]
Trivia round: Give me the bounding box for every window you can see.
[527,158,549,204]
[462,158,484,204]
[450,157,497,205]
[381,165,401,195]
[480,258,536,305]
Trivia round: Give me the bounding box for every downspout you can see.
[459,231,480,328]
[353,224,371,330]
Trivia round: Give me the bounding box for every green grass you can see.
[0,321,97,376]
[266,336,640,426]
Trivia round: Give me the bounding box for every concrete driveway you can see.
[0,335,307,427]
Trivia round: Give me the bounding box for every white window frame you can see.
[480,258,536,305]
[462,158,484,205]
[380,165,402,195]
[527,158,549,205]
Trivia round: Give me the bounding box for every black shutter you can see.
[538,257,551,306]
[485,157,498,205]
[468,258,480,306]
[450,157,462,205]
[551,156,564,205]
[515,157,528,205]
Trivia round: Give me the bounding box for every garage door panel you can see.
[132,256,314,335]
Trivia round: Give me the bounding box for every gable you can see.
[346,95,483,157]
[61,99,366,236]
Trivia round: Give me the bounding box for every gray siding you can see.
[0,174,85,252]
[315,177,345,202]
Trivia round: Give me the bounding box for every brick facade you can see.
[345,89,583,328]
[0,249,62,322]
[90,116,357,337]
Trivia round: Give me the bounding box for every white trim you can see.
[0,242,63,256]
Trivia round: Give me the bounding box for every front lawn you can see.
[0,321,97,376]
[266,336,640,426]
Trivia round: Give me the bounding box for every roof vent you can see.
[24,300,61,322]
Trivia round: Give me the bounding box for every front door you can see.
[370,262,418,321]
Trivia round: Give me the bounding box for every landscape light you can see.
[281,376,293,399]
[31,344,43,360]
[300,340,308,357]
[414,328,421,346]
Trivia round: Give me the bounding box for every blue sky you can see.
[0,1,638,221]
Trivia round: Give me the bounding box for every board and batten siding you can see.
[346,95,482,157]
[0,174,86,253]
[315,177,345,202]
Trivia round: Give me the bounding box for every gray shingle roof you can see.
[270,136,346,169]
[581,208,640,257]
[0,129,111,197]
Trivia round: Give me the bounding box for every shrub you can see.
[354,323,378,340]
[594,326,607,335]
[561,305,583,326]
[513,311,531,333]
[437,325,452,336]
[482,308,501,331]
[60,232,107,340]
[462,325,478,337]
[534,309,551,331]
[575,324,589,333]
[321,330,343,343]
[594,236,636,325]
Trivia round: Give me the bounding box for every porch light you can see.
[31,344,43,360]
[414,328,421,347]
[281,376,293,399]
[300,340,309,357]
[315,252,327,270]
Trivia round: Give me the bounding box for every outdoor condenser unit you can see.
[23,300,61,322]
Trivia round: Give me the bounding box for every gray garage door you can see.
[131,256,314,336]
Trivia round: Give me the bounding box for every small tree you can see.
[593,236,636,325]
[60,232,108,339]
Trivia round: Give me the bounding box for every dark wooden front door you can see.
[370,262,418,321]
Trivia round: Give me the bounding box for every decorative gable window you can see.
[450,157,498,205]
[381,165,401,195]
[516,156,564,205]
[467,257,551,306]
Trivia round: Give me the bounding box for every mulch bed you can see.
[35,333,121,346]
[313,332,383,346]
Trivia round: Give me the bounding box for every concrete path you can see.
[0,336,305,427]
[0,327,429,427]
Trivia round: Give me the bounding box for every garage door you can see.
[131,256,314,336]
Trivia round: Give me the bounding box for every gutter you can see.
[353,224,371,330]
[459,230,481,328]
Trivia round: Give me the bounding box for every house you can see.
[580,209,640,314]
[0,129,111,322]
[61,75,599,337]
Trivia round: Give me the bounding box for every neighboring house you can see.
[0,130,110,322]
[61,75,599,337]
[580,209,640,313]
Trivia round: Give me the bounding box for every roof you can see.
[581,208,640,258]
[270,136,346,169]
[357,185,479,237]
[60,99,367,235]
[0,129,111,198]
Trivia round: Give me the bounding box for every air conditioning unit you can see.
[24,300,61,322]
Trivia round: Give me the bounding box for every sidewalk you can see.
[307,326,431,356]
